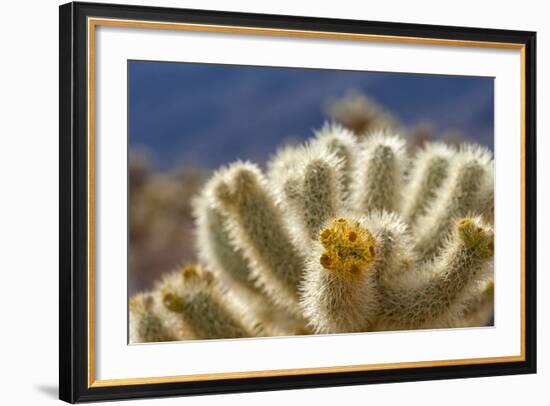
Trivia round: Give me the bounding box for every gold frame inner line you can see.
[86,17,527,388]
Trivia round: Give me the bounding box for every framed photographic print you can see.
[59,1,537,403]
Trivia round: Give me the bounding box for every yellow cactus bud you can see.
[180,264,200,283]
[457,217,494,259]
[162,291,184,313]
[318,217,376,277]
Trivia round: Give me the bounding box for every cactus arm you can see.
[413,145,493,259]
[161,266,253,339]
[208,162,305,310]
[477,164,495,225]
[266,144,302,186]
[400,143,453,225]
[193,192,262,297]
[300,216,380,333]
[129,293,179,343]
[193,189,311,334]
[275,144,344,252]
[366,212,417,292]
[379,217,494,330]
[457,277,494,327]
[350,133,407,214]
[312,123,357,194]
[299,158,341,239]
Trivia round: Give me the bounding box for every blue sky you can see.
[129,61,493,170]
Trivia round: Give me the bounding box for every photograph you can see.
[127,61,495,343]
[56,2,536,402]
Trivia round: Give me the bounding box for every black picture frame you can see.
[59,1,537,403]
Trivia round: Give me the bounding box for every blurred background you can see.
[128,60,494,295]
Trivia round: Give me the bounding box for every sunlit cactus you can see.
[129,123,494,342]
[193,188,308,336]
[129,293,179,343]
[412,145,493,258]
[206,162,305,313]
[311,123,357,193]
[300,216,379,333]
[350,132,407,214]
[159,264,256,339]
[270,140,345,251]
[377,216,493,330]
[193,190,261,299]
[400,142,454,225]
[460,277,494,327]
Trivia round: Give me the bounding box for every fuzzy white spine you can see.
[350,132,407,214]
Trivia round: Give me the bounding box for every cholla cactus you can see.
[326,92,398,136]
[158,264,257,340]
[130,123,494,342]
